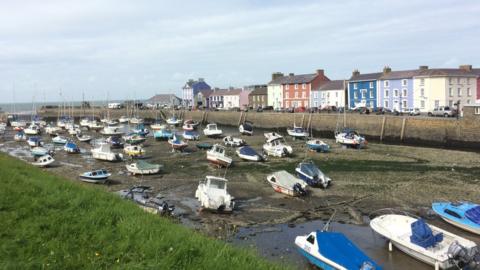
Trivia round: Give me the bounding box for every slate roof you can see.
[415,69,478,77]
[147,94,181,103]
[318,80,346,91]
[197,89,213,98]
[184,79,211,91]
[210,89,242,96]
[250,87,267,95]
[349,72,383,82]
[269,73,319,85]
[379,70,419,80]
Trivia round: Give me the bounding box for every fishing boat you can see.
[14,131,27,142]
[79,169,111,184]
[295,161,331,188]
[182,130,200,141]
[124,144,145,158]
[196,142,213,150]
[166,116,182,126]
[31,155,55,167]
[306,139,330,152]
[76,134,92,143]
[195,176,234,212]
[266,170,307,196]
[153,128,173,140]
[45,125,62,136]
[27,136,43,147]
[432,201,480,235]
[126,160,162,175]
[239,121,253,135]
[203,123,223,137]
[52,135,68,145]
[206,144,232,167]
[31,147,53,157]
[132,124,149,136]
[106,136,124,148]
[64,141,80,153]
[236,146,263,162]
[24,124,41,135]
[263,135,293,157]
[295,231,382,270]
[287,125,309,139]
[335,128,367,149]
[91,143,123,161]
[370,214,478,269]
[223,136,245,147]
[168,135,188,151]
[123,133,146,145]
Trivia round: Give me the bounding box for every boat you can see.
[203,123,223,137]
[150,121,166,130]
[24,124,41,135]
[106,136,124,148]
[182,122,195,131]
[52,135,68,145]
[206,144,232,167]
[118,116,130,124]
[10,119,27,129]
[126,160,162,175]
[79,169,111,183]
[153,128,173,140]
[166,116,182,126]
[67,126,81,135]
[287,126,309,139]
[432,201,480,235]
[79,117,92,127]
[132,124,149,136]
[223,136,245,147]
[264,132,283,141]
[266,170,307,196]
[236,146,263,161]
[168,135,188,151]
[123,133,146,145]
[87,120,103,131]
[183,119,199,130]
[100,125,125,136]
[27,136,43,147]
[124,144,145,157]
[116,185,174,215]
[45,125,62,136]
[335,128,367,149]
[182,130,200,141]
[295,230,382,270]
[306,139,330,152]
[64,141,80,153]
[195,176,234,212]
[76,134,92,143]
[295,161,331,188]
[31,155,55,167]
[129,117,144,125]
[91,143,123,161]
[263,135,293,157]
[239,121,253,135]
[370,214,479,269]
[14,131,28,142]
[31,147,53,157]
[196,142,213,150]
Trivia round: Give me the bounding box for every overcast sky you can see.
[1,0,479,103]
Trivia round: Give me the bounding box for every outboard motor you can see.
[158,201,175,217]
[293,183,307,196]
[448,241,480,269]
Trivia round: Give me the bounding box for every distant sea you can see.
[0,100,141,114]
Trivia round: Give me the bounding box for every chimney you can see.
[316,69,324,76]
[383,66,392,74]
[459,65,472,71]
[419,65,429,70]
[271,72,284,81]
[352,69,360,77]
[289,73,295,77]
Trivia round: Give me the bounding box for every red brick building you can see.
[281,69,330,108]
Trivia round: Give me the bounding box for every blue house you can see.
[181,78,211,108]
[348,70,382,109]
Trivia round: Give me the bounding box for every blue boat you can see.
[236,146,263,161]
[183,130,200,140]
[27,136,43,147]
[132,124,149,136]
[64,141,80,153]
[295,230,381,270]
[432,201,480,235]
[154,129,173,140]
[295,161,331,188]
[306,139,330,152]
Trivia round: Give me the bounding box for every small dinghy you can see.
[76,134,92,143]
[166,116,182,126]
[168,134,188,152]
[154,128,173,140]
[306,139,330,152]
[195,176,234,212]
[27,136,43,147]
[203,123,223,137]
[106,136,124,148]
[206,144,232,167]
[31,155,55,167]
[266,170,307,196]
[263,135,293,157]
[287,125,309,139]
[296,161,331,188]
[132,124,149,136]
[14,131,28,142]
[223,136,245,147]
[182,120,198,131]
[126,160,162,175]
[31,147,53,157]
[124,144,145,158]
[182,130,200,141]
[79,169,111,184]
[64,141,80,153]
[239,121,253,135]
[91,143,123,161]
[236,146,263,162]
[432,201,480,235]
[370,214,479,269]
[335,128,367,149]
[295,231,382,270]
[196,142,213,150]
[52,135,68,145]
[123,133,146,145]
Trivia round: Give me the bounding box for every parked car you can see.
[256,106,263,112]
[294,107,306,113]
[263,106,274,111]
[407,108,421,116]
[375,107,393,115]
[428,106,456,117]
[285,107,295,113]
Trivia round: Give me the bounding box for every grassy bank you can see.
[0,153,283,269]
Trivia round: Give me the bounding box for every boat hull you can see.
[439,216,480,235]
[207,157,231,167]
[268,182,297,196]
[297,248,339,270]
[237,153,261,161]
[390,240,450,269]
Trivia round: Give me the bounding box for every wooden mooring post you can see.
[380,116,386,141]
[400,117,406,141]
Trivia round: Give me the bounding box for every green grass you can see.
[0,153,284,270]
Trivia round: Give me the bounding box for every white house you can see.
[311,80,346,108]
[267,72,284,109]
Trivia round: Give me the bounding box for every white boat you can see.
[31,147,52,157]
[239,121,253,135]
[31,155,55,167]
[27,137,43,147]
[126,160,162,175]
[335,128,368,149]
[206,144,232,167]
[24,124,41,135]
[370,214,478,269]
[124,144,145,157]
[166,116,182,126]
[68,125,81,135]
[14,132,28,142]
[266,170,307,196]
[182,130,200,141]
[264,132,283,140]
[100,125,125,136]
[203,123,223,137]
[52,135,68,145]
[76,134,92,143]
[87,121,103,131]
[79,118,91,127]
[10,120,27,128]
[118,116,130,124]
[223,136,245,147]
[79,169,111,184]
[236,146,263,162]
[45,125,62,136]
[287,126,309,139]
[91,143,123,161]
[263,135,293,157]
[129,117,144,125]
[195,176,234,212]
[150,122,166,130]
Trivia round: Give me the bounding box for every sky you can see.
[0,0,479,103]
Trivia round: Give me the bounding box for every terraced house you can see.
[267,72,285,109]
[281,69,330,109]
[181,78,211,108]
[310,80,346,109]
[378,67,417,112]
[348,70,382,109]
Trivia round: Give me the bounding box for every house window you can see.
[313,92,318,99]
[295,92,298,98]
[402,89,407,97]
[302,83,306,89]
[369,82,374,88]
[420,78,425,85]
[402,79,407,86]
[385,90,389,97]
[384,80,390,87]
[327,92,330,98]
[449,88,453,97]
[302,92,306,98]
[402,100,407,109]
[475,107,480,115]
[458,88,462,97]
[294,84,298,89]
[335,92,338,97]
[370,90,374,98]
[385,100,389,108]
[353,83,358,89]
[449,100,453,107]
[421,100,425,108]
[361,90,366,99]
[370,101,374,107]
[420,88,425,96]
[468,88,472,96]
[285,92,289,99]
[394,89,399,97]
[467,100,471,104]
[286,84,289,90]
[354,91,358,99]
